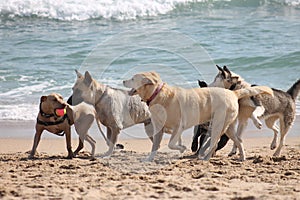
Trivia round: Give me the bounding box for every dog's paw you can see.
[201,155,211,161]
[66,152,75,159]
[142,157,154,162]
[101,154,111,159]
[270,139,277,150]
[253,120,263,129]
[238,156,246,162]
[228,151,237,157]
[90,157,97,161]
[270,143,277,150]
[179,145,186,153]
[273,151,280,157]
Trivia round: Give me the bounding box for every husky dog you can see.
[210,65,300,157]
[71,70,153,157]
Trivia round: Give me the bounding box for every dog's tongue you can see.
[55,108,66,117]
[128,88,137,96]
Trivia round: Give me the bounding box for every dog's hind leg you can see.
[273,117,292,157]
[265,116,279,150]
[74,114,94,157]
[226,124,245,161]
[103,127,119,158]
[85,134,96,159]
[228,119,243,157]
[74,139,84,156]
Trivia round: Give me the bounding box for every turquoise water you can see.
[0,0,300,121]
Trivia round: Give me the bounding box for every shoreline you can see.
[0,115,299,139]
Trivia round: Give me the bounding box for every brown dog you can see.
[29,93,98,159]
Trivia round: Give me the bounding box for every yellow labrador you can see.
[123,71,273,161]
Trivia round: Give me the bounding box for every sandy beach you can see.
[0,117,299,199]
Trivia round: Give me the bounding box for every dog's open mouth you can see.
[128,88,137,96]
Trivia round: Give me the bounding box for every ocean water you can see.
[0,0,300,121]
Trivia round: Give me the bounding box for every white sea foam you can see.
[1,0,298,21]
[0,104,38,121]
[0,0,195,21]
[0,82,52,99]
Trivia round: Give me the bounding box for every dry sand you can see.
[0,117,300,199]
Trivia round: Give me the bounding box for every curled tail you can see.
[234,86,273,100]
[287,79,300,100]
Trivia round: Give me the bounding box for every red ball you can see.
[55,108,66,117]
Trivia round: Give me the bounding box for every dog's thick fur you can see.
[209,66,300,156]
[71,71,153,157]
[123,71,273,161]
[29,93,97,159]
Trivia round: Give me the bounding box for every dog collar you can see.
[37,114,67,127]
[146,82,165,106]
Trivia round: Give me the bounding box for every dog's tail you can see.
[287,79,300,100]
[234,86,273,100]
[95,118,109,145]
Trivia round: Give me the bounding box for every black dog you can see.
[191,80,263,155]
[191,80,229,154]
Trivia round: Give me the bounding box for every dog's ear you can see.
[198,80,208,88]
[75,69,83,79]
[216,65,226,78]
[84,71,93,86]
[223,66,231,76]
[141,72,160,85]
[149,71,160,79]
[40,96,47,102]
[142,77,154,85]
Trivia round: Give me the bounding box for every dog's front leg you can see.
[28,127,43,159]
[65,127,74,159]
[144,130,163,162]
[251,105,265,129]
[168,128,186,153]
